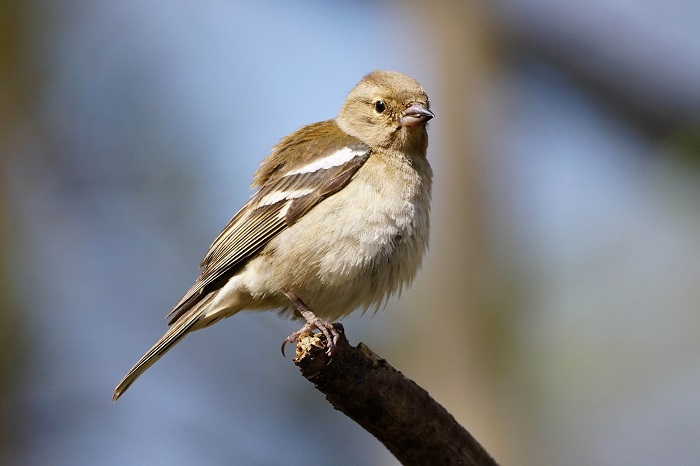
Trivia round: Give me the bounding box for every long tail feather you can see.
[113,303,207,402]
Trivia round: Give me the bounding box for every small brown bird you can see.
[113,70,433,401]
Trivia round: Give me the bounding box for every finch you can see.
[113,70,434,401]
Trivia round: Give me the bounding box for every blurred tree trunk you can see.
[0,0,32,461]
[393,1,515,463]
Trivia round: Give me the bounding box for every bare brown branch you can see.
[293,324,499,466]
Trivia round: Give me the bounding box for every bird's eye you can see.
[374,100,386,113]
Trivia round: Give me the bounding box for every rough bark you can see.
[293,325,499,466]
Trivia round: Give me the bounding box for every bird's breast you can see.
[256,152,432,319]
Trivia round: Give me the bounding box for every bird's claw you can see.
[280,320,340,358]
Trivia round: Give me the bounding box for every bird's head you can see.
[337,70,433,155]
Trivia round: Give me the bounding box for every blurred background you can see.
[1,1,700,465]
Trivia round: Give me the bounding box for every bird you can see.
[113,70,434,401]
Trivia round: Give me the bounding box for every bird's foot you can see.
[281,323,312,357]
[281,291,341,357]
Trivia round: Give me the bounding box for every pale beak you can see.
[400,103,434,127]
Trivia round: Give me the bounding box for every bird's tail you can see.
[112,294,216,402]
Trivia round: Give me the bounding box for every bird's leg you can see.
[281,290,340,357]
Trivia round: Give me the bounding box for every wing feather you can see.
[166,135,370,324]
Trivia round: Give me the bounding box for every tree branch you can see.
[293,324,499,466]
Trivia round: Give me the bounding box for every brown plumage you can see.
[113,70,433,401]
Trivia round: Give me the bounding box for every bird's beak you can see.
[400,103,434,127]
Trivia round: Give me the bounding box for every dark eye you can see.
[374,100,386,113]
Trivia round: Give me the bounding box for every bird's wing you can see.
[166,138,370,324]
